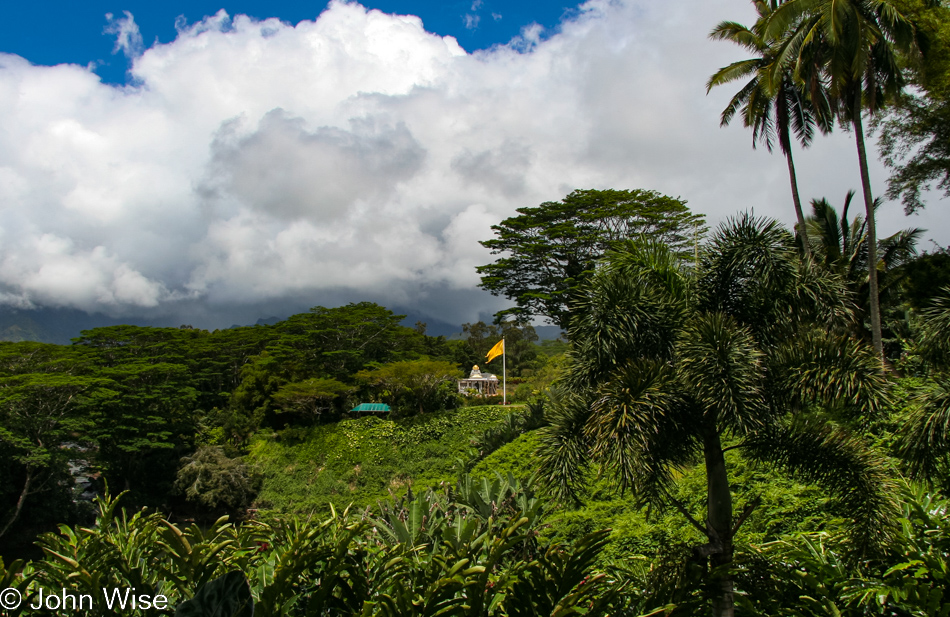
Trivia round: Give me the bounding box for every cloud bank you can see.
[0,0,945,328]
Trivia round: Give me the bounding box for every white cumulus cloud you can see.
[0,0,946,327]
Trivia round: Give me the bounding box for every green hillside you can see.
[248,405,526,513]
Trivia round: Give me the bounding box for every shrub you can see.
[174,446,261,516]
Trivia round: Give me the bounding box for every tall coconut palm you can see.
[539,217,895,617]
[767,0,919,360]
[707,0,833,259]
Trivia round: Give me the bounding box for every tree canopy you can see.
[477,189,706,329]
[707,0,833,258]
[767,0,921,359]
[539,216,893,617]
[356,359,462,415]
[877,0,950,213]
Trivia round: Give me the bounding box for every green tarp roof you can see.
[350,403,391,412]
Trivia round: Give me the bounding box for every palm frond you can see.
[568,243,689,384]
[696,212,798,336]
[746,414,899,558]
[788,255,857,332]
[899,376,950,481]
[807,196,844,264]
[602,238,692,303]
[588,359,699,504]
[916,289,950,367]
[535,387,594,505]
[707,58,764,92]
[677,313,768,435]
[718,77,761,128]
[878,227,923,270]
[769,328,890,420]
[709,21,763,51]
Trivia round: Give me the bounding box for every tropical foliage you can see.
[476,189,706,329]
[877,0,950,214]
[0,482,620,617]
[707,0,833,256]
[538,216,896,616]
[805,191,923,356]
[4,1,950,614]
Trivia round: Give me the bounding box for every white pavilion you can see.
[457,365,499,395]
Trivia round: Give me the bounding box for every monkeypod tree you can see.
[356,359,462,415]
[538,215,895,617]
[477,189,706,329]
[0,342,101,541]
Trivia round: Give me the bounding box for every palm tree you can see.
[538,216,895,617]
[767,0,919,360]
[707,0,833,259]
[807,191,923,355]
[901,289,950,482]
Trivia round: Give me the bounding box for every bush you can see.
[11,486,622,617]
[174,446,261,517]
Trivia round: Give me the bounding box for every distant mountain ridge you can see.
[0,306,565,345]
[0,307,126,345]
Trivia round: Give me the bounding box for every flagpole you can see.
[502,338,506,405]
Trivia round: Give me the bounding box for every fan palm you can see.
[538,216,895,617]
[708,0,833,259]
[767,0,919,359]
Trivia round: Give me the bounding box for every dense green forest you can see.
[4,0,950,615]
[0,302,552,549]
[2,201,949,616]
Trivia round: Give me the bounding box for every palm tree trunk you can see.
[704,424,734,617]
[786,149,812,259]
[851,94,884,361]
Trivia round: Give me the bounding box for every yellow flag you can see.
[486,339,505,363]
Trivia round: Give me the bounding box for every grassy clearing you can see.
[247,405,521,514]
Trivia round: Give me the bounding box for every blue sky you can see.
[0,0,946,329]
[2,0,575,84]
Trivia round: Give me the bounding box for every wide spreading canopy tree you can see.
[356,359,462,415]
[272,377,352,418]
[271,302,420,380]
[477,189,706,329]
[0,343,101,541]
[538,215,894,617]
